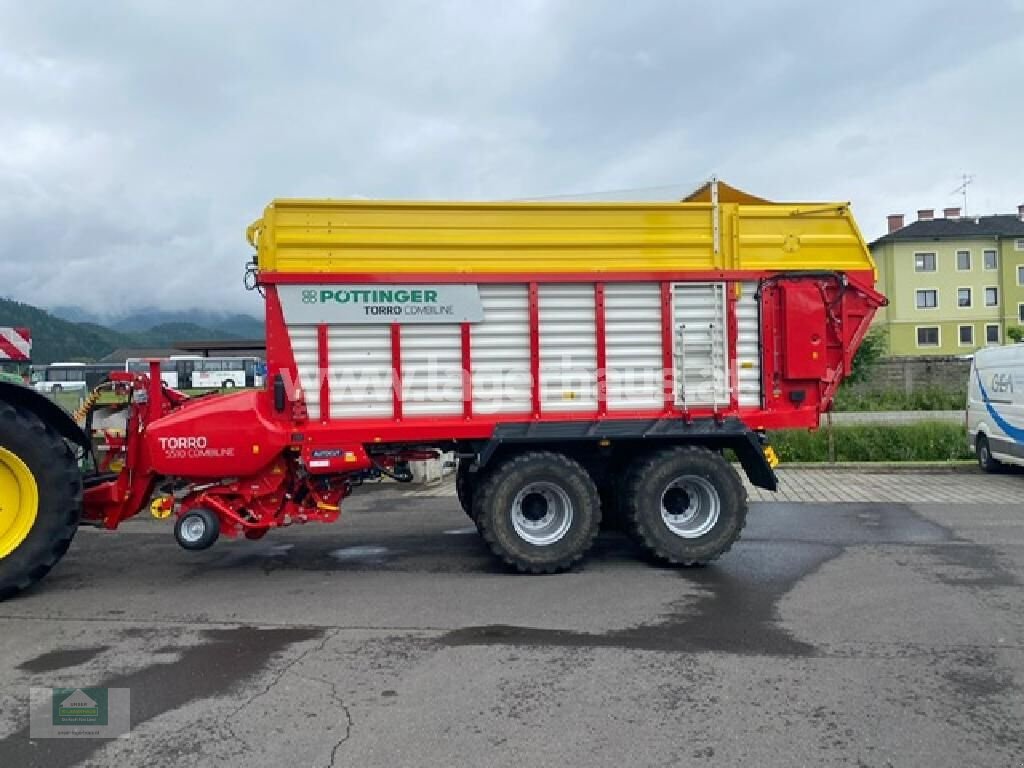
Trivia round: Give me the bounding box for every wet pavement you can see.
[0,482,1022,767]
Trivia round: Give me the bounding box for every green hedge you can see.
[832,387,966,412]
[768,422,972,463]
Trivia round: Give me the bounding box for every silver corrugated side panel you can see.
[736,281,762,407]
[605,282,664,411]
[401,324,463,416]
[471,284,531,414]
[327,325,393,419]
[539,283,598,412]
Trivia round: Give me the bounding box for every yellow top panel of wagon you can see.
[249,183,876,277]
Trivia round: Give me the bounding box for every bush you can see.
[768,422,971,463]
[832,387,966,412]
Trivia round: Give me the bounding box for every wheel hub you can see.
[660,475,720,538]
[0,446,39,559]
[511,482,573,546]
[179,516,208,544]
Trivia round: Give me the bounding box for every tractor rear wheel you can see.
[0,402,82,600]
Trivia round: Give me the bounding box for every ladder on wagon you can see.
[675,281,728,414]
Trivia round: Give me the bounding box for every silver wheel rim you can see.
[660,475,720,538]
[979,441,989,465]
[180,516,207,543]
[511,481,573,546]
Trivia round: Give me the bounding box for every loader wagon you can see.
[0,181,885,597]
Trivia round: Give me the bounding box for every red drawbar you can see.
[529,282,540,417]
[460,323,473,419]
[594,283,607,416]
[317,324,330,421]
[390,323,403,420]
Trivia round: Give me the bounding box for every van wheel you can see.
[976,435,1002,473]
[473,451,601,573]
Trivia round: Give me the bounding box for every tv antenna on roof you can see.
[951,173,974,215]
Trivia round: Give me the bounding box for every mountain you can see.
[0,299,255,364]
[0,300,135,363]
[49,307,264,339]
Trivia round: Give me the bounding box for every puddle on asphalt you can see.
[17,645,110,674]
[330,545,391,561]
[440,503,955,657]
[1,626,322,768]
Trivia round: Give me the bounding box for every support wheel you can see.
[174,508,221,551]
[976,434,1001,473]
[624,446,747,566]
[0,403,82,600]
[473,451,601,573]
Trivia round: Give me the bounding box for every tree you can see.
[846,328,887,385]
[1007,326,1024,343]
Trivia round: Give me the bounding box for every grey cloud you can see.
[0,0,1021,315]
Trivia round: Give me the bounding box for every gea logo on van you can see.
[990,373,1014,394]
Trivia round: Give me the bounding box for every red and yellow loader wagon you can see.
[0,181,885,597]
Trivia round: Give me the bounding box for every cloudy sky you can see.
[1,0,1022,316]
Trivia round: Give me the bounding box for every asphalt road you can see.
[0,482,1022,768]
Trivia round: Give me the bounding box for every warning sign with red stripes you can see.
[0,327,32,361]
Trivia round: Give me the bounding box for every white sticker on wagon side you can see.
[278,284,485,324]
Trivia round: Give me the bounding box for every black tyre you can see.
[976,434,1002,473]
[624,446,747,565]
[174,508,221,550]
[0,402,83,600]
[222,379,235,389]
[473,451,601,573]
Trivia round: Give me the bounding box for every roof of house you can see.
[101,347,187,363]
[871,214,1024,247]
[172,339,265,355]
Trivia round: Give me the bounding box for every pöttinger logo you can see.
[301,289,319,304]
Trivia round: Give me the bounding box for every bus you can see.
[125,356,265,389]
[31,362,121,394]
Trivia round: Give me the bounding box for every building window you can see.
[985,287,999,307]
[1018,265,1024,285]
[916,289,938,309]
[957,288,972,307]
[959,325,974,346]
[1019,303,1024,324]
[956,250,971,270]
[914,252,937,272]
[986,324,1000,344]
[984,249,998,270]
[917,327,940,347]
[1016,239,1024,251]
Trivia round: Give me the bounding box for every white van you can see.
[967,344,1024,471]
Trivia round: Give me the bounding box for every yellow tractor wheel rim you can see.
[0,446,39,559]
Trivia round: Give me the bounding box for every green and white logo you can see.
[280,284,484,324]
[53,688,107,726]
[30,686,131,739]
